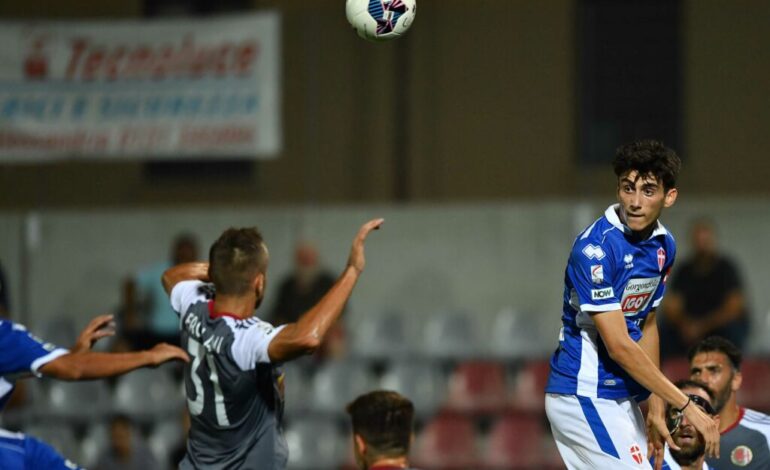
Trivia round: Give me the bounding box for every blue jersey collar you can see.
[605,204,668,239]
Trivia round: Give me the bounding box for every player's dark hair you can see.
[673,379,714,402]
[613,139,681,191]
[346,390,414,459]
[688,336,743,371]
[209,227,268,296]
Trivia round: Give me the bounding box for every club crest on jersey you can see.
[591,265,604,283]
[629,444,643,465]
[657,247,666,271]
[731,445,753,466]
[582,244,605,260]
[624,253,634,269]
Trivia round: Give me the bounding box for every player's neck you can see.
[368,455,410,469]
[718,397,742,433]
[212,295,256,319]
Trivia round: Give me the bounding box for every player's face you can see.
[668,386,711,464]
[690,351,740,413]
[616,171,677,233]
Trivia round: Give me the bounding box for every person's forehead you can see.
[692,351,731,367]
[618,170,660,185]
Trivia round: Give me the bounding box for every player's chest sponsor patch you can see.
[620,277,660,316]
[730,445,753,466]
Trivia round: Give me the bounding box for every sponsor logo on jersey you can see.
[630,444,643,464]
[591,265,604,283]
[624,253,634,269]
[731,445,753,466]
[591,287,614,300]
[620,277,660,316]
[582,244,606,260]
[657,247,666,271]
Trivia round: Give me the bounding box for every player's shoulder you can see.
[571,209,621,259]
[741,407,770,431]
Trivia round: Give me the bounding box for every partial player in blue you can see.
[544,140,719,469]
[0,315,189,469]
[659,380,716,470]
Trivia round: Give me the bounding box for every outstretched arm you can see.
[39,343,188,381]
[267,218,383,363]
[593,310,719,459]
[162,262,209,295]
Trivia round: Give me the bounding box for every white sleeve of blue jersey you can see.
[170,280,207,317]
[0,322,69,378]
[569,240,621,313]
[231,321,286,370]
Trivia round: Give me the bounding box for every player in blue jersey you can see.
[0,314,188,469]
[544,139,719,469]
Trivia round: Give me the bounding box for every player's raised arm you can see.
[162,261,210,295]
[592,309,720,459]
[267,218,383,363]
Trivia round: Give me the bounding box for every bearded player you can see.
[544,140,719,469]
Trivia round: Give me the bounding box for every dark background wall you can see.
[0,0,767,208]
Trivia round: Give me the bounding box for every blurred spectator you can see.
[132,233,198,346]
[94,414,158,470]
[270,241,346,360]
[113,277,147,350]
[0,260,10,318]
[346,390,416,470]
[660,218,749,359]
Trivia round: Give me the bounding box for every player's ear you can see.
[732,370,742,393]
[253,272,265,293]
[354,433,366,456]
[663,187,678,208]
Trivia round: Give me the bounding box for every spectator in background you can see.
[132,233,199,346]
[660,218,749,359]
[346,390,418,470]
[270,240,346,360]
[94,414,158,470]
[0,260,10,318]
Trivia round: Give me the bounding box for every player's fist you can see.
[73,314,116,353]
[148,343,190,365]
[347,218,384,274]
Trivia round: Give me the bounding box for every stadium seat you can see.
[80,422,110,468]
[422,310,479,360]
[379,360,447,418]
[446,360,508,414]
[310,361,375,415]
[350,310,411,360]
[149,418,186,466]
[413,412,479,469]
[737,358,770,412]
[661,357,691,382]
[487,308,552,360]
[510,359,551,413]
[481,412,545,469]
[35,316,76,350]
[114,367,182,420]
[46,380,110,422]
[284,419,345,469]
[23,423,81,465]
[282,363,312,418]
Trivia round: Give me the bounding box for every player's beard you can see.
[708,372,734,414]
[670,429,706,466]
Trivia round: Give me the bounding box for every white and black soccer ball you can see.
[345,0,416,42]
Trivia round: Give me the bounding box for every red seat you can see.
[510,359,550,413]
[413,412,479,469]
[482,413,545,469]
[446,361,509,414]
[662,358,691,382]
[737,358,770,412]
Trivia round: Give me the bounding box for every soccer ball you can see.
[345,0,416,42]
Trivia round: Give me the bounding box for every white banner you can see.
[0,13,281,160]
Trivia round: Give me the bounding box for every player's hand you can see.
[646,411,676,470]
[346,218,384,274]
[148,343,190,366]
[73,314,116,353]
[684,401,720,459]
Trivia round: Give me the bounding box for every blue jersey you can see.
[0,429,82,469]
[0,320,68,410]
[545,204,676,400]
